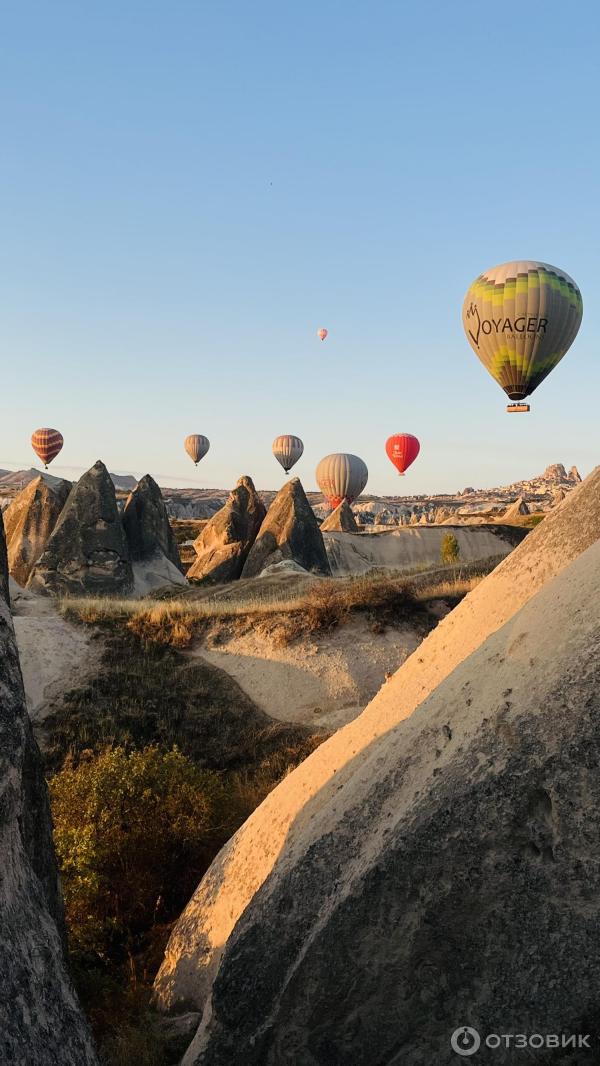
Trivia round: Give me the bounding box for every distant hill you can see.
[161,463,582,525]
[0,467,137,505]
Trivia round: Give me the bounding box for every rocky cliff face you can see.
[154,468,600,1065]
[28,461,133,597]
[3,475,71,586]
[242,479,330,578]
[188,476,266,583]
[0,511,98,1063]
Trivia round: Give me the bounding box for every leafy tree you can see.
[50,746,229,962]
[440,532,460,566]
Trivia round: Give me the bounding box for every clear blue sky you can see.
[1,1,598,495]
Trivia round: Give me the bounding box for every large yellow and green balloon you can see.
[462,261,583,408]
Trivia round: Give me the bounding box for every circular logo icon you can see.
[451,1027,481,1056]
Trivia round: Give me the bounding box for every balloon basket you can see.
[506,403,530,413]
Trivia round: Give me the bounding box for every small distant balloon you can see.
[316,452,368,509]
[272,435,304,475]
[31,428,64,469]
[317,328,328,341]
[385,433,420,476]
[184,434,210,466]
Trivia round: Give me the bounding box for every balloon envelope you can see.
[272,434,304,474]
[31,428,63,468]
[462,261,583,404]
[386,433,420,475]
[316,452,368,508]
[184,434,210,465]
[317,328,328,341]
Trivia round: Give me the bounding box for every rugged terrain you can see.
[153,467,600,1066]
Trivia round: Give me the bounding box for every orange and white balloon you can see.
[316,452,368,509]
[317,327,328,341]
[31,428,64,469]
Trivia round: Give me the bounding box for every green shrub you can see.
[440,532,460,565]
[50,746,230,963]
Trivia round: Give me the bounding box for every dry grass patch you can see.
[60,560,498,650]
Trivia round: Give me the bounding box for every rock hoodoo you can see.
[241,478,331,578]
[154,468,600,1065]
[3,475,71,586]
[122,474,186,593]
[28,460,133,597]
[320,499,359,533]
[187,476,266,583]
[0,513,98,1063]
[503,495,530,520]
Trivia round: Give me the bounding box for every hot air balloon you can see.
[462,261,583,412]
[31,428,64,469]
[317,328,328,341]
[386,433,420,475]
[272,435,304,474]
[316,453,368,509]
[184,434,210,466]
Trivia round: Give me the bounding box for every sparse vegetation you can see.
[440,532,460,565]
[50,746,228,962]
[46,625,322,1064]
[59,561,495,649]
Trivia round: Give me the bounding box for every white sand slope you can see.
[10,583,100,730]
[154,465,600,1016]
[323,524,516,575]
[196,618,420,731]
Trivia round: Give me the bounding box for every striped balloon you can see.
[31,428,64,469]
[317,328,328,341]
[272,435,304,474]
[316,453,368,509]
[462,260,583,408]
[184,434,210,466]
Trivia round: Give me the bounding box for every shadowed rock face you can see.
[27,460,133,597]
[122,474,183,571]
[188,476,266,583]
[162,520,600,1066]
[4,475,71,586]
[241,478,330,579]
[320,499,359,533]
[0,511,98,1063]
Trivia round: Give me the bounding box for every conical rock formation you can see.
[28,460,133,597]
[187,476,266,583]
[4,475,71,586]
[0,512,98,1063]
[122,474,186,593]
[320,499,359,533]
[241,478,330,578]
[154,467,600,1040]
[503,495,530,520]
